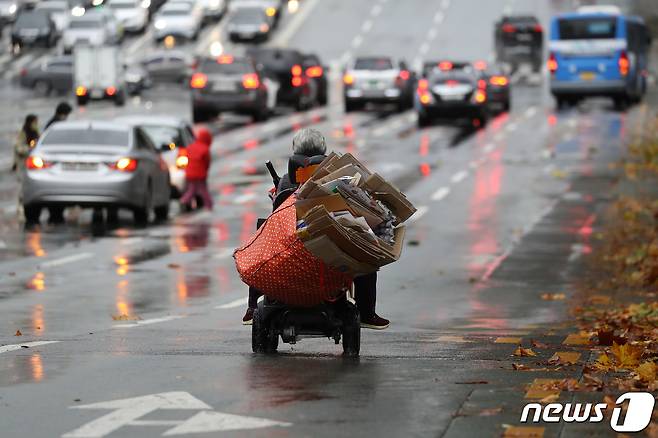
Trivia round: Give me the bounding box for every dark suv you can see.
[494,15,543,72]
[190,55,270,123]
[246,47,318,111]
[11,10,57,51]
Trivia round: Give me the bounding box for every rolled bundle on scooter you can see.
[234,152,416,306]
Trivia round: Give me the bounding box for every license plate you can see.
[63,162,98,171]
[212,82,235,92]
[368,80,382,88]
[580,71,596,81]
[442,94,464,101]
[91,89,104,98]
[516,33,532,42]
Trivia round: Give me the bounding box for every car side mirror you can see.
[161,143,175,152]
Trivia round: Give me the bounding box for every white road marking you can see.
[434,11,444,23]
[351,35,363,49]
[450,170,468,184]
[164,411,291,436]
[0,240,6,249]
[524,106,537,118]
[427,28,437,40]
[0,340,60,354]
[407,205,428,223]
[483,142,495,153]
[271,0,319,46]
[120,237,143,246]
[213,248,234,259]
[431,186,450,201]
[419,42,429,55]
[215,297,248,309]
[441,0,450,8]
[112,315,185,328]
[370,4,382,16]
[234,192,256,204]
[372,125,389,137]
[506,122,518,132]
[362,20,373,33]
[468,161,479,169]
[40,252,93,268]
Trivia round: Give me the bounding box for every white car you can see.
[107,0,148,33]
[62,10,122,53]
[198,0,225,20]
[229,0,280,22]
[34,0,70,34]
[0,0,20,23]
[152,1,201,41]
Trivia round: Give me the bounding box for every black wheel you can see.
[114,92,126,107]
[133,185,152,227]
[318,89,328,106]
[342,303,360,357]
[77,95,88,106]
[192,106,208,123]
[252,308,278,354]
[417,112,430,128]
[154,203,169,222]
[395,100,406,113]
[556,96,571,110]
[252,107,269,122]
[47,206,65,225]
[33,80,51,96]
[24,204,42,225]
[344,100,357,113]
[502,101,511,112]
[613,96,629,111]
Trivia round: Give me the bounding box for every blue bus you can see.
[548,7,651,108]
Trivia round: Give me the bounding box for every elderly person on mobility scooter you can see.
[241,128,390,330]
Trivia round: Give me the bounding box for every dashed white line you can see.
[362,20,373,33]
[234,192,256,204]
[370,4,382,16]
[213,248,234,260]
[408,205,428,223]
[271,0,319,46]
[112,315,185,328]
[419,43,429,55]
[351,35,363,49]
[40,252,93,268]
[427,28,437,40]
[441,0,450,8]
[483,142,495,153]
[524,106,537,118]
[506,122,518,132]
[121,237,143,246]
[450,170,468,184]
[215,297,249,309]
[0,341,60,354]
[433,11,444,23]
[431,186,450,201]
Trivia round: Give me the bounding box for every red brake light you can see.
[291,64,302,77]
[75,86,87,96]
[106,86,116,96]
[217,55,234,64]
[291,76,303,87]
[111,158,138,172]
[473,61,487,71]
[618,50,629,76]
[547,52,558,74]
[306,66,323,78]
[190,73,208,89]
[489,76,508,86]
[242,73,260,89]
[399,70,410,81]
[26,156,51,170]
[502,23,516,33]
[438,61,453,71]
[474,89,486,103]
[20,68,27,76]
[477,79,486,89]
[417,79,428,91]
[533,24,543,33]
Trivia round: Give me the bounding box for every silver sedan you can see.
[22,120,171,226]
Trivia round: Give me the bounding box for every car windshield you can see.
[354,58,393,70]
[160,7,190,16]
[41,129,130,147]
[37,4,66,12]
[558,17,617,40]
[15,12,50,27]
[232,8,263,23]
[69,18,101,28]
[109,2,136,9]
[200,58,251,74]
[141,126,183,147]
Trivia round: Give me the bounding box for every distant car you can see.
[230,0,281,25]
[22,120,171,226]
[124,63,151,95]
[415,63,489,127]
[198,0,225,21]
[246,47,318,110]
[34,0,69,34]
[494,15,543,72]
[476,62,511,112]
[302,53,328,106]
[11,10,57,50]
[115,115,195,198]
[62,10,122,53]
[140,50,193,83]
[190,54,271,122]
[152,1,202,42]
[19,55,73,95]
[226,6,271,42]
[0,0,20,25]
[107,0,149,33]
[343,56,414,113]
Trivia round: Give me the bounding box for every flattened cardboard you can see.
[303,236,377,276]
[295,194,349,218]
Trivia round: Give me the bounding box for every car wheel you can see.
[133,184,152,227]
[154,203,169,222]
[613,96,629,111]
[77,95,89,106]
[23,204,42,225]
[417,112,430,128]
[252,308,277,354]
[396,99,406,113]
[33,80,51,96]
[192,106,208,123]
[318,91,328,106]
[344,100,357,113]
[503,101,511,112]
[252,107,269,122]
[114,91,126,107]
[342,302,360,358]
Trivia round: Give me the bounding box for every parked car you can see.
[0,0,20,25]
[191,54,272,122]
[302,52,328,106]
[226,6,271,42]
[343,56,414,112]
[494,15,543,72]
[22,120,171,226]
[115,115,195,198]
[230,0,281,25]
[34,0,69,34]
[152,1,202,42]
[139,50,192,83]
[198,0,225,21]
[11,9,57,51]
[62,10,122,53]
[107,0,149,33]
[246,47,318,110]
[19,55,73,95]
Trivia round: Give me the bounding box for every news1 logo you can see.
[520,392,655,432]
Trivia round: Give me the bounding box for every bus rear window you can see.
[558,17,617,40]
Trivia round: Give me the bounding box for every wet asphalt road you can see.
[0,0,654,437]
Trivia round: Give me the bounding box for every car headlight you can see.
[141,0,150,8]
[125,73,142,82]
[8,3,17,14]
[208,0,220,8]
[154,19,166,29]
[71,6,85,16]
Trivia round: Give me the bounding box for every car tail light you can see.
[75,86,87,96]
[291,64,302,77]
[477,79,486,88]
[306,66,323,78]
[547,52,558,74]
[176,154,188,169]
[418,79,429,91]
[417,79,432,104]
[343,73,354,85]
[618,50,629,76]
[265,6,276,17]
[242,73,260,89]
[399,70,410,80]
[190,72,208,89]
[489,75,508,86]
[25,156,51,170]
[474,89,487,103]
[259,23,269,33]
[106,86,116,96]
[291,64,305,87]
[502,23,516,33]
[533,24,543,33]
[111,157,138,172]
[438,61,453,71]
[291,76,304,87]
[217,55,233,64]
[473,60,487,71]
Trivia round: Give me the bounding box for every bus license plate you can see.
[580,72,596,81]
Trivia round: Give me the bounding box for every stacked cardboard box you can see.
[294,152,416,276]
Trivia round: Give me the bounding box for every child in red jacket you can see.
[180,127,213,210]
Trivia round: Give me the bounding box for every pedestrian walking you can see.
[180,127,213,211]
[13,114,40,223]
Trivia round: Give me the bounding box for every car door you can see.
[136,128,170,206]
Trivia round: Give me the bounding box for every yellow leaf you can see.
[611,343,643,369]
[513,347,538,357]
[595,353,613,371]
[637,362,657,383]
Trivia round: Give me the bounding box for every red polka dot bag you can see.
[234,194,353,307]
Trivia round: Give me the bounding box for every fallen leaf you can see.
[597,328,614,346]
[611,342,643,369]
[539,393,560,404]
[513,346,537,357]
[478,407,503,416]
[636,361,657,383]
[111,314,141,321]
[551,169,567,179]
[595,353,614,371]
[582,374,604,390]
[531,339,548,349]
[167,263,181,269]
[541,293,566,301]
[14,330,22,336]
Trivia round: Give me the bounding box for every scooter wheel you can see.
[252,308,278,354]
[342,303,360,357]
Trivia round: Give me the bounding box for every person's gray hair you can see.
[292,128,327,156]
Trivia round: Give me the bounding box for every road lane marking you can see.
[483,142,495,153]
[234,192,256,204]
[370,4,382,16]
[120,237,143,245]
[419,42,429,55]
[351,35,363,48]
[450,170,468,184]
[562,333,590,345]
[0,340,60,354]
[549,352,581,364]
[525,378,562,400]
[506,122,518,132]
[433,11,444,23]
[361,20,373,33]
[427,28,437,40]
[214,248,234,259]
[441,0,450,8]
[407,205,428,223]
[40,252,93,268]
[524,106,537,118]
[112,315,185,328]
[431,186,450,201]
[215,297,248,309]
[271,0,319,46]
